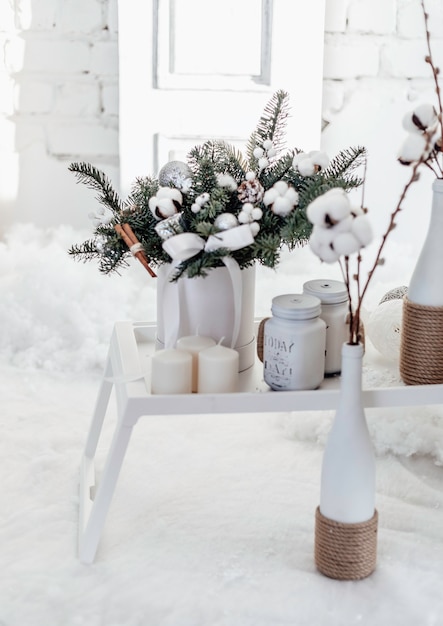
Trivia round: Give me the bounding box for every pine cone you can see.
[237,179,264,204]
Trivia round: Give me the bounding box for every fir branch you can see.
[68,162,124,214]
[126,176,159,211]
[322,146,367,181]
[246,90,290,164]
[68,240,101,263]
[259,152,296,188]
[249,232,282,268]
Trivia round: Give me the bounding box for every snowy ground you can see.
[1,224,443,626]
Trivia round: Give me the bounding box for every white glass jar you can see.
[303,279,349,376]
[263,294,326,391]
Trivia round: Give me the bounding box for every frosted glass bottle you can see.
[320,342,376,523]
[263,294,326,391]
[407,178,443,305]
[303,279,349,375]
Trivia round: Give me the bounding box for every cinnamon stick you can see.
[114,223,157,278]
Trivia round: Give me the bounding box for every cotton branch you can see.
[421,0,443,154]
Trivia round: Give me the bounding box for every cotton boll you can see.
[217,173,238,190]
[306,200,328,226]
[148,196,161,218]
[351,214,373,246]
[314,243,340,263]
[285,187,299,206]
[273,180,289,194]
[310,227,339,263]
[332,215,353,234]
[412,103,438,131]
[271,196,292,216]
[309,230,327,258]
[157,187,183,205]
[398,133,428,164]
[157,197,177,217]
[351,206,364,217]
[327,193,351,222]
[402,111,422,134]
[332,231,362,256]
[297,158,315,177]
[307,188,351,227]
[319,246,341,263]
[367,299,403,361]
[263,188,278,206]
[292,152,308,167]
[149,187,183,219]
[309,150,330,170]
[311,226,335,245]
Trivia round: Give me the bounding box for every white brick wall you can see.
[321,0,442,255]
[0,0,119,232]
[0,0,441,246]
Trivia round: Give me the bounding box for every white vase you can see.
[407,178,443,305]
[156,263,256,371]
[320,342,376,523]
[400,179,443,385]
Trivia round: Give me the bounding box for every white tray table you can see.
[78,321,443,564]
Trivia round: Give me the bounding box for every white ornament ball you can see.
[214,213,239,230]
[366,299,403,361]
[249,221,260,237]
[158,161,192,188]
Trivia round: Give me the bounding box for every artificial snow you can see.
[1,223,442,625]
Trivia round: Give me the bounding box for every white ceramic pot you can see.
[156,263,256,371]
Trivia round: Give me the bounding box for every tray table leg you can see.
[84,358,114,458]
[79,416,134,564]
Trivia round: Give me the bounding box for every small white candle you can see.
[151,349,192,395]
[176,335,216,392]
[197,344,239,393]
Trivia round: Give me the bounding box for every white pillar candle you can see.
[150,349,192,395]
[176,335,216,392]
[197,344,239,393]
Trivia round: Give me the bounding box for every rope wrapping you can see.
[314,507,378,580]
[400,297,443,385]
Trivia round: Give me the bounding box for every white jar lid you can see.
[303,279,348,304]
[271,294,322,320]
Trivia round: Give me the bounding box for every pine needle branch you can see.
[246,90,290,164]
[69,162,124,214]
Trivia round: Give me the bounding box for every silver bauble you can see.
[214,213,239,231]
[158,161,192,191]
[154,212,184,241]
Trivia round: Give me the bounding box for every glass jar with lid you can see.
[303,279,349,376]
[263,294,326,391]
